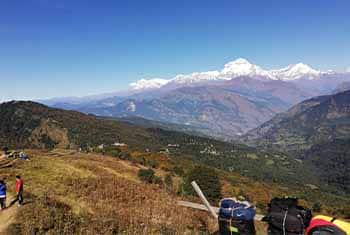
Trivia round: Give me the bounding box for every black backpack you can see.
[262,197,312,235]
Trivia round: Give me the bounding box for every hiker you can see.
[15,175,24,207]
[0,180,6,210]
[2,146,9,155]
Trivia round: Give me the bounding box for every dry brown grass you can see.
[1,149,217,234]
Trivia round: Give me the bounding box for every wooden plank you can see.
[177,200,265,221]
[191,181,218,219]
[178,200,220,213]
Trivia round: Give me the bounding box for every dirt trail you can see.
[0,195,18,234]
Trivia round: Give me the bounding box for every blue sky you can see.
[1,0,349,101]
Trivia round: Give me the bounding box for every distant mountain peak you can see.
[271,63,321,81]
[287,63,320,75]
[221,58,276,80]
[172,71,221,84]
[129,78,169,90]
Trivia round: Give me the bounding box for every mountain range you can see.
[39,58,350,139]
[130,58,336,90]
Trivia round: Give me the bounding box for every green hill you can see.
[243,90,350,154]
[243,90,350,194]
[0,101,315,188]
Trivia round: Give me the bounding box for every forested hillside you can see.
[0,101,317,188]
[242,90,350,194]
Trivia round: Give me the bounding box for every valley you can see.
[1,83,350,234]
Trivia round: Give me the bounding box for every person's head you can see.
[15,175,21,181]
[0,180,4,185]
[2,146,9,153]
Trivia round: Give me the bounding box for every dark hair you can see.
[16,175,21,179]
[0,180,4,184]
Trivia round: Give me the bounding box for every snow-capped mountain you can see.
[130,58,273,91]
[171,71,221,84]
[270,63,322,81]
[130,58,343,91]
[130,78,169,90]
[220,58,276,80]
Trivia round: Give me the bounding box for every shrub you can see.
[146,159,159,168]
[108,150,121,158]
[312,202,322,213]
[119,152,131,161]
[138,168,156,183]
[137,168,164,185]
[40,134,57,150]
[153,176,163,185]
[173,166,184,176]
[338,205,350,219]
[164,174,173,192]
[182,165,222,203]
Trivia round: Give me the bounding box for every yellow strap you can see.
[229,226,239,233]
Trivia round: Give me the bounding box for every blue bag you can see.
[218,198,256,235]
[219,198,256,220]
[0,183,6,197]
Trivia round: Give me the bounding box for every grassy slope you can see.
[1,150,215,234]
[1,149,349,234]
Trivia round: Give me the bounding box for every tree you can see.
[182,165,222,203]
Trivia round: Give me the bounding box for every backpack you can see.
[306,216,350,235]
[262,197,312,235]
[218,198,256,235]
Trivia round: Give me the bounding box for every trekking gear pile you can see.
[262,197,312,235]
[218,198,256,235]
